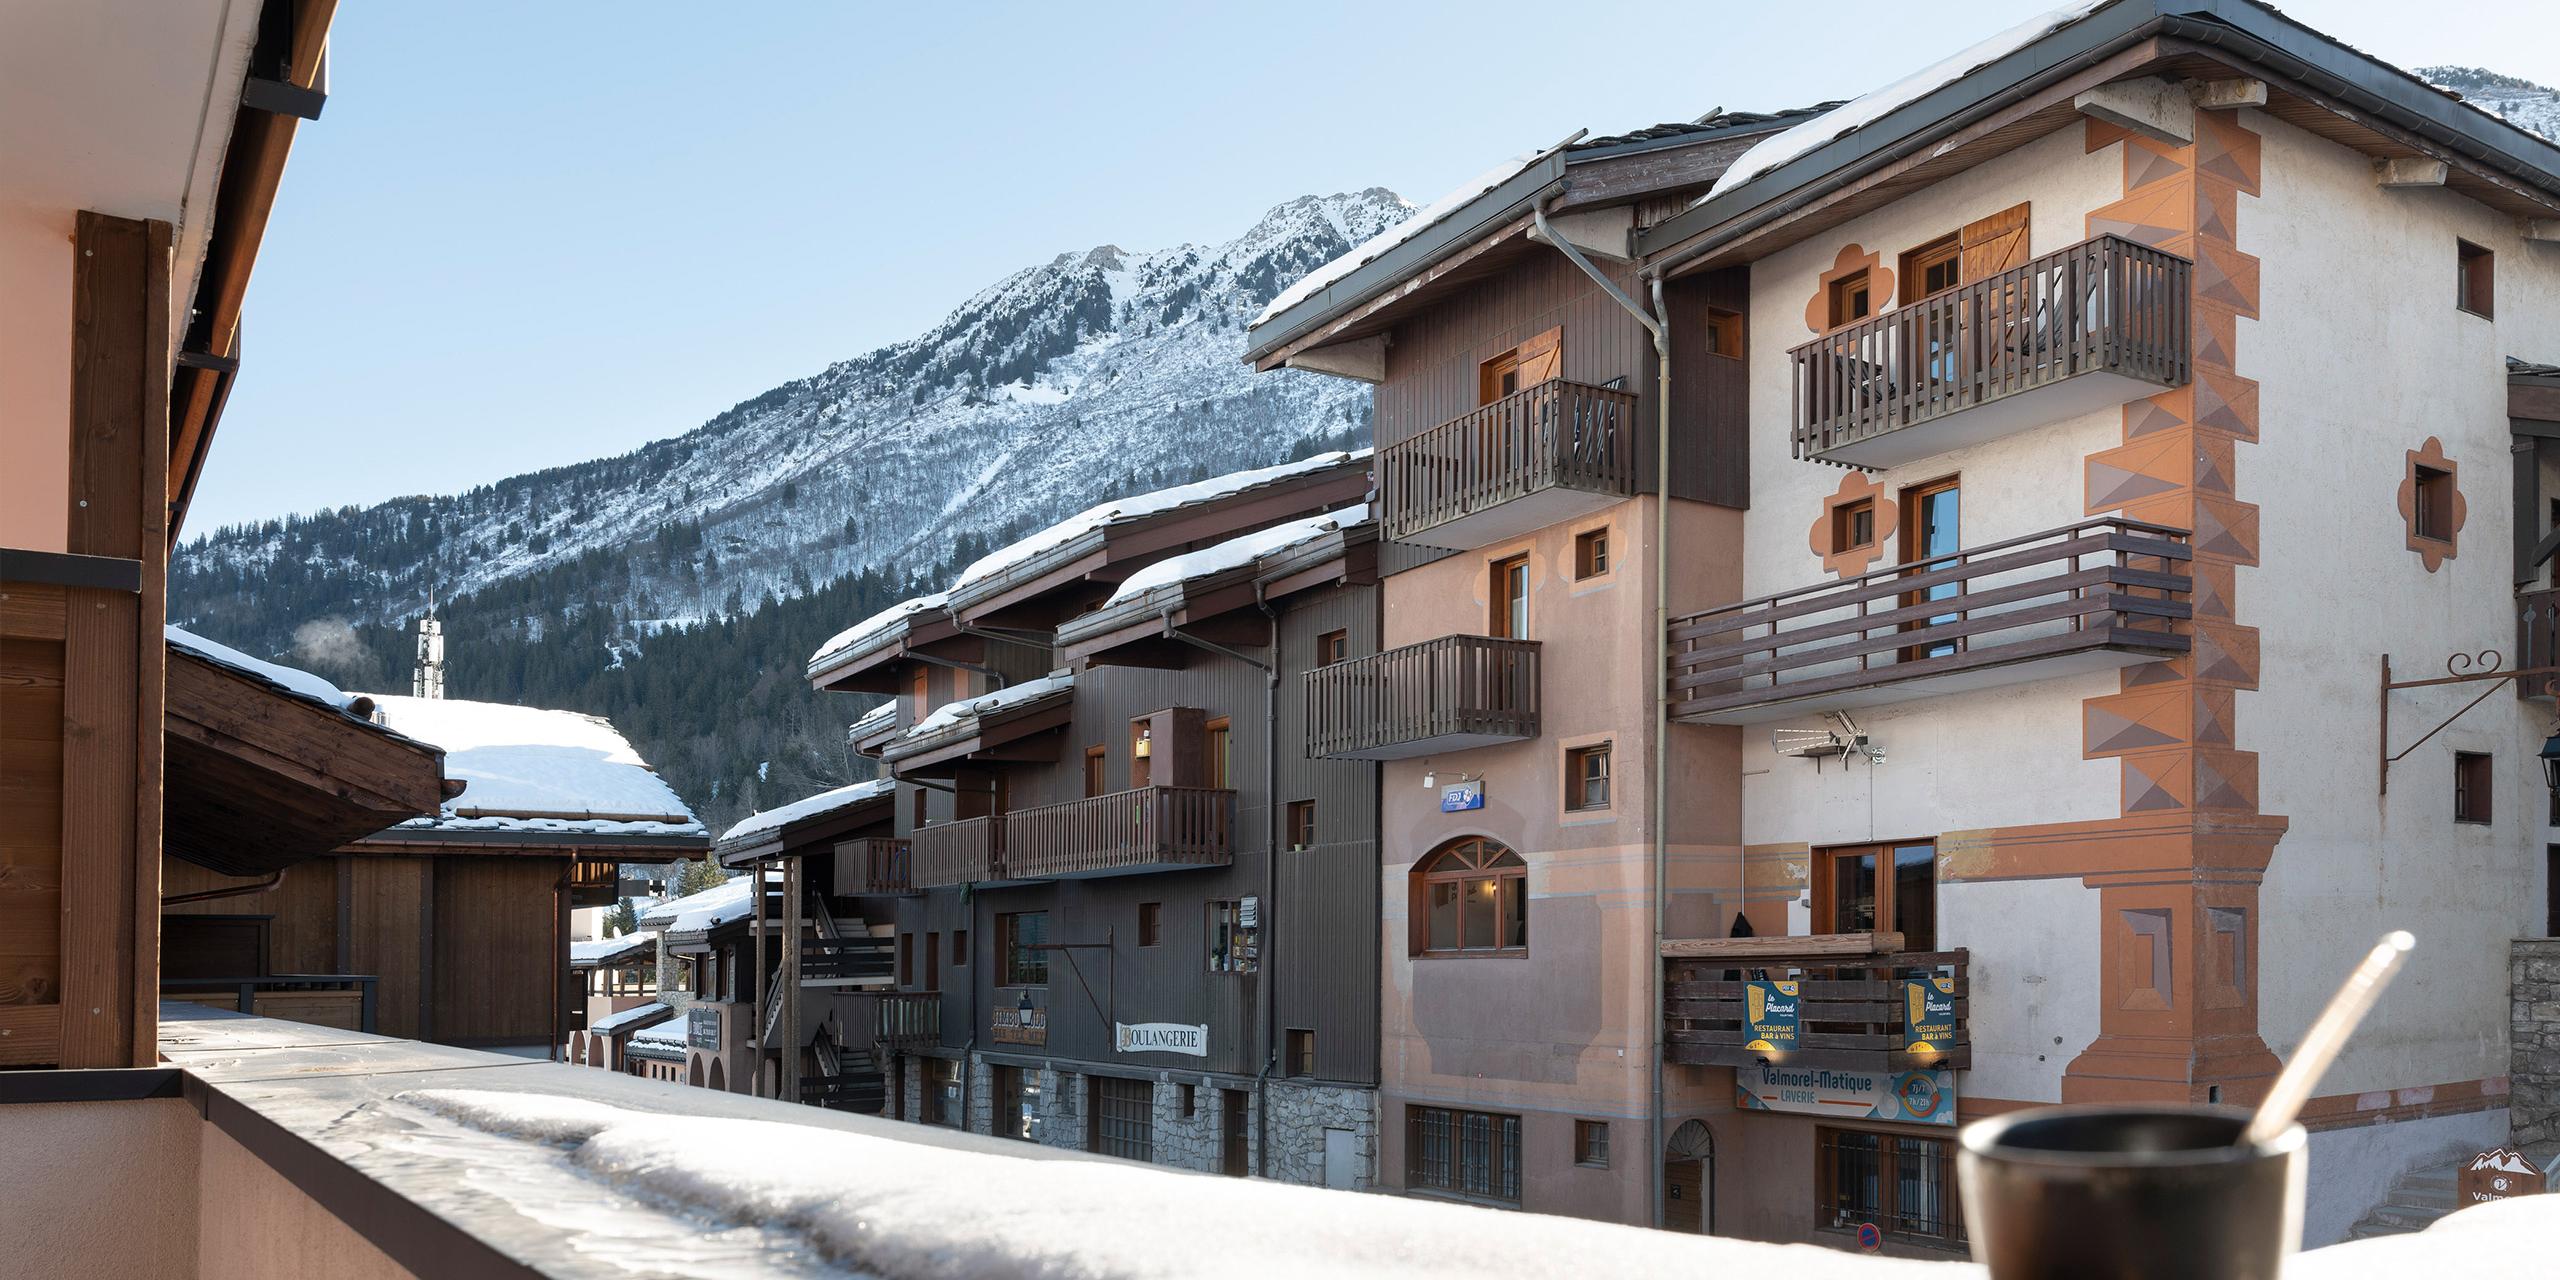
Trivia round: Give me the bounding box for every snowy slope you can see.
[2420,67,2560,146]
[172,190,1412,650]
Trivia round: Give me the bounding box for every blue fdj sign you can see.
[1439,780,1484,812]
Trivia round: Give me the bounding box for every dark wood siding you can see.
[1377,251,1651,460]
[1272,584,1382,1085]
[1664,267,1751,509]
[431,856,564,1046]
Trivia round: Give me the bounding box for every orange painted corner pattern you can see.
[2398,435,2465,572]
[1802,243,1892,335]
[1808,470,1900,578]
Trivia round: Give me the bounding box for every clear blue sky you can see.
[188,0,2555,533]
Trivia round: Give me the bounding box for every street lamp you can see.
[2541,729,2560,792]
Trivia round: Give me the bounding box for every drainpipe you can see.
[1160,597,1284,1176]
[162,868,285,906]
[1534,200,1673,1228]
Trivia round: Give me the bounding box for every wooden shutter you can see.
[1514,327,1562,386]
[1959,204,2031,280]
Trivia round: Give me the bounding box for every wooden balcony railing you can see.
[2521,589,2560,699]
[1003,785,1236,879]
[161,974,379,1034]
[1668,517,2192,724]
[1663,934,1970,1072]
[802,935,895,984]
[837,989,943,1054]
[1791,235,2190,468]
[1305,635,1541,760]
[835,836,917,895]
[1378,377,1638,549]
[911,817,1002,888]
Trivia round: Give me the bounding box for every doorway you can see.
[1664,1119,1715,1234]
[1812,841,1938,952]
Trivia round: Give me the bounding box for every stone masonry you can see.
[1265,1080,1379,1191]
[2513,939,2560,1150]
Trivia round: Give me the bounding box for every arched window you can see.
[1412,838,1527,956]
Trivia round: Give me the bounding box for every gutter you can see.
[1530,200,1672,1228]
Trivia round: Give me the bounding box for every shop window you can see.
[1574,528,1611,579]
[923,1059,962,1128]
[1413,838,1528,956]
[2455,751,2493,825]
[995,1065,1039,1141]
[1817,1127,1965,1247]
[2458,240,2494,318]
[1408,1106,1522,1204]
[1207,899,1260,973]
[1575,1120,1611,1169]
[1566,743,1612,811]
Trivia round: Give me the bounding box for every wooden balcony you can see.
[1305,635,1541,760]
[1663,933,1970,1072]
[834,836,918,895]
[800,935,895,985]
[1669,518,2191,725]
[1003,785,1236,880]
[2522,589,2560,699]
[1379,377,1638,550]
[1791,235,2190,469]
[836,989,942,1054]
[911,817,1002,888]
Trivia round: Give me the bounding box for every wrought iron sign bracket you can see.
[2378,650,2560,795]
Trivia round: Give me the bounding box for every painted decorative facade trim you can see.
[2398,435,2466,572]
[1807,470,1900,579]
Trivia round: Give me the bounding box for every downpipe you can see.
[1533,200,1674,1227]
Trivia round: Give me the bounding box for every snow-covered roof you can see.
[635,873,763,934]
[1251,154,1547,329]
[628,1017,690,1045]
[585,1001,672,1036]
[717,778,893,846]
[1103,504,1369,608]
[946,451,1370,601]
[1699,0,2109,204]
[807,590,949,676]
[363,696,706,840]
[167,624,363,714]
[570,932,657,968]
[891,673,1075,751]
[848,701,897,743]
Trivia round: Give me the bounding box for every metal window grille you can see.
[1094,1076,1154,1162]
[1818,1127,1964,1245]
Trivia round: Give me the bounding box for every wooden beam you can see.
[2378,157,2451,188]
[1660,931,1904,960]
[2192,77,2269,111]
[2075,77,2193,147]
[1283,334,1385,383]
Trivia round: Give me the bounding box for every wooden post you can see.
[751,855,767,1096]
[783,857,801,1103]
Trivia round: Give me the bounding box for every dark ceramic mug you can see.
[1956,1104,2305,1280]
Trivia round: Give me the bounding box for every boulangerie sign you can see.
[1114,1021,1209,1057]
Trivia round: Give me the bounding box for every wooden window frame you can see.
[1826,269,1874,329]
[1205,717,1232,790]
[2413,464,2456,544]
[1138,901,1163,947]
[998,910,1049,987]
[1898,234,1964,304]
[1573,528,1611,580]
[1575,1119,1612,1169]
[1810,840,1938,950]
[1832,497,1878,553]
[1412,838,1529,958]
[1285,1027,1316,1078]
[1406,1105,1523,1205]
[1814,1126,1966,1248]
[1083,744,1107,798]
[1286,799,1316,851]
[1490,553,1530,640]
[1565,743,1612,812]
[1316,628,1349,665]
[2454,751,2493,825]
[1897,476,1962,663]
[1704,307,1745,358]
[2458,239,2494,318]
[1478,327,1562,405]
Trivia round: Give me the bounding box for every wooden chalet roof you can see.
[1055,507,1380,668]
[163,637,447,878]
[713,778,895,868]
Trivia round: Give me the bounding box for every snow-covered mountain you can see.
[173,190,1411,653]
[2420,67,2560,145]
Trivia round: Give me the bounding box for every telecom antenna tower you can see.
[413,596,446,700]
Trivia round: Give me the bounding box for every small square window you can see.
[2413,465,2455,542]
[1566,744,1612,812]
[2458,240,2494,318]
[1317,629,1349,665]
[1287,800,1317,851]
[1575,1119,1611,1168]
[1574,528,1611,580]
[1138,902,1163,947]
[1285,1028,1316,1078]
[1705,308,1745,358]
[1833,498,1877,551]
[2455,751,2493,825]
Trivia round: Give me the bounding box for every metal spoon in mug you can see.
[2242,931,2416,1147]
